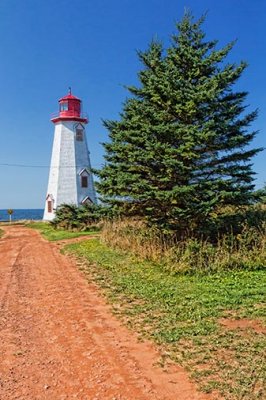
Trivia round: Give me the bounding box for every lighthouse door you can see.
[46,194,54,213]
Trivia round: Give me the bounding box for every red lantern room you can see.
[51,88,88,124]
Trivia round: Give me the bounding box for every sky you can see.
[0,0,265,209]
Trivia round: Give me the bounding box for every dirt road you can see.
[0,226,211,400]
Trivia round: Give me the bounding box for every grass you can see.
[0,228,3,238]
[66,238,266,400]
[101,219,266,273]
[27,221,99,241]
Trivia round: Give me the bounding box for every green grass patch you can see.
[27,221,99,241]
[66,239,266,400]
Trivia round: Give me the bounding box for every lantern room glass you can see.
[60,102,68,112]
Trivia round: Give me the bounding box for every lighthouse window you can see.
[47,201,52,213]
[60,102,68,111]
[76,128,84,141]
[81,175,88,188]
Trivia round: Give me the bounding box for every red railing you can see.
[51,111,88,120]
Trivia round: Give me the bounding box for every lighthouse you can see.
[43,90,97,221]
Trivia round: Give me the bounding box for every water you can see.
[0,209,44,222]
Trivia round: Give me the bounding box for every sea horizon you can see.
[0,209,44,221]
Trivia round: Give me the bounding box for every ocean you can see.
[0,209,44,222]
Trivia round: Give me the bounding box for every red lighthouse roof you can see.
[51,89,88,124]
[59,93,81,102]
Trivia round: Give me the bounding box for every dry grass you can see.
[101,218,266,273]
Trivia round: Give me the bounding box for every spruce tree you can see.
[97,12,262,232]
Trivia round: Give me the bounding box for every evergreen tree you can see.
[97,12,262,232]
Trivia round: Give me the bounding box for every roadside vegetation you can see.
[27,221,99,242]
[101,208,265,274]
[51,203,114,231]
[51,203,266,274]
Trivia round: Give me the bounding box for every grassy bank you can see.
[27,221,99,241]
[66,238,266,400]
[101,218,266,273]
[0,228,3,238]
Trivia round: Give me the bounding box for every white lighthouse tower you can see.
[43,90,97,221]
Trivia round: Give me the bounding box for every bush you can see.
[52,203,114,231]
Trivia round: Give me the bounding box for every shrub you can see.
[52,203,113,231]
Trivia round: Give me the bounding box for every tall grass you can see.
[101,218,266,273]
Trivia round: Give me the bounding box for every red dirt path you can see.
[0,226,212,400]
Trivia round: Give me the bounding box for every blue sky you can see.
[0,0,265,209]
